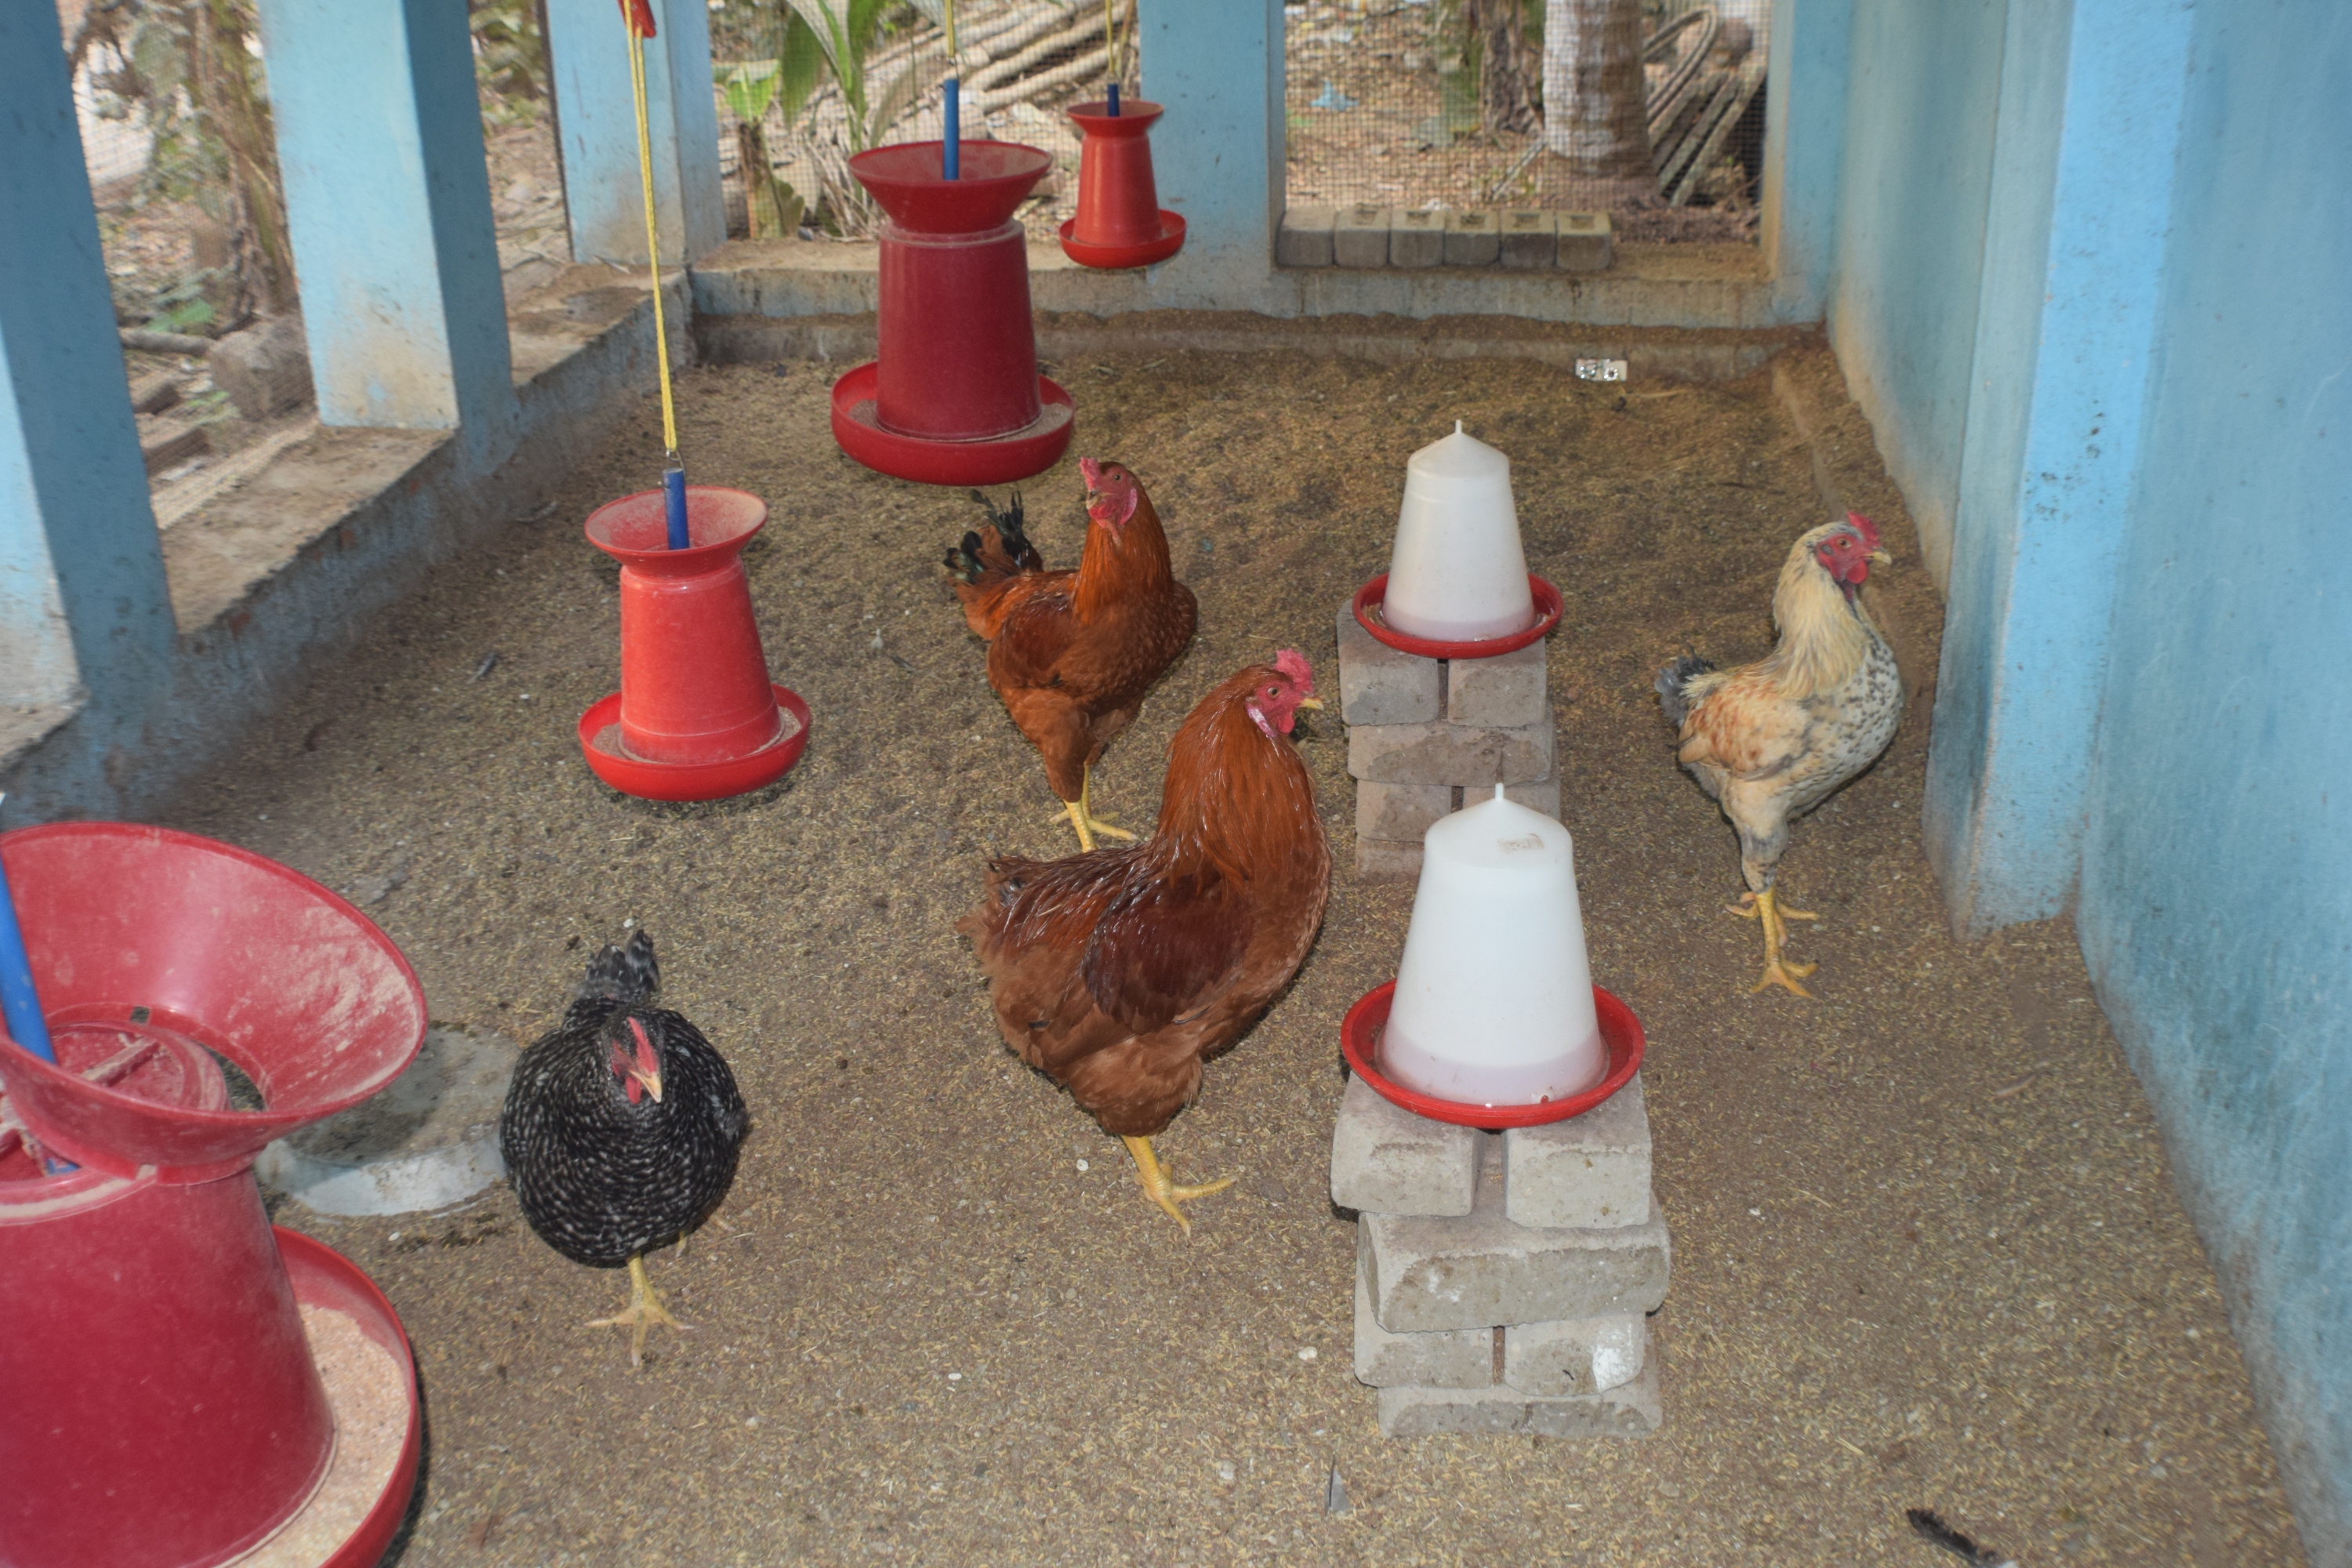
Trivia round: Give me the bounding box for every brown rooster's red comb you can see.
[1078,456,1105,489]
[1274,649,1313,691]
[1846,511,1882,550]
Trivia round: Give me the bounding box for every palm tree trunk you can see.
[1466,0,1537,136]
[1541,0,1656,195]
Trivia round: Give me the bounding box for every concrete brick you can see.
[1555,210,1615,272]
[1330,1074,1482,1216]
[1276,205,1336,267]
[1364,1157,1670,1332]
[1377,1356,1659,1438]
[1389,209,1443,267]
[1333,204,1391,268]
[1354,1231,1490,1388]
[1446,641,1549,728]
[1503,1072,1652,1230]
[1356,839,1423,881]
[1504,1315,1646,1396]
[1503,773,1561,820]
[1442,209,1499,266]
[1356,780,1453,844]
[1347,717,1552,786]
[1498,210,1557,269]
[1337,604,1440,724]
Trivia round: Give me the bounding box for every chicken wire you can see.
[1286,0,1768,242]
[711,0,1137,243]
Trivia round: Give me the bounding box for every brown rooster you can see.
[944,459,1197,851]
[959,652,1329,1231]
[1656,513,1902,996]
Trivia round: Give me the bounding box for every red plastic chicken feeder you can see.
[1058,100,1185,270]
[830,140,1075,486]
[579,485,809,802]
[0,822,426,1568]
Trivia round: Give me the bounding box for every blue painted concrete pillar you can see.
[1760,0,1851,323]
[256,0,516,440]
[1136,0,1283,310]
[0,5,176,717]
[1923,0,2196,935]
[545,0,727,266]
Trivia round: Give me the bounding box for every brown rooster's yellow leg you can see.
[1120,1135,1234,1235]
[586,1253,692,1370]
[1727,888,1819,998]
[1050,769,1136,852]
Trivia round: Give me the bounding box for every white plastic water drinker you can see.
[1381,422,1535,641]
[1379,786,1606,1105]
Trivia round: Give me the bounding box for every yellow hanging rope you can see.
[945,0,959,68]
[1102,0,1116,83]
[625,6,680,463]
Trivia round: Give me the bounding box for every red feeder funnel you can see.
[1058,100,1186,270]
[0,823,426,1568]
[831,140,1076,486]
[579,485,809,802]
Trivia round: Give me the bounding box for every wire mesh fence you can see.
[1285,0,1768,243]
[709,0,1136,243]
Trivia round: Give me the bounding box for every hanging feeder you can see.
[1059,99,1185,270]
[829,140,1075,486]
[0,822,426,1568]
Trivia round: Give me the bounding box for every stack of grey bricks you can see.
[1338,604,1560,880]
[1279,206,1614,272]
[1330,1072,1668,1437]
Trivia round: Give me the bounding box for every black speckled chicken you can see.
[500,931,748,1366]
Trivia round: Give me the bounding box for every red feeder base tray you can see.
[271,1226,422,1568]
[1339,981,1646,1131]
[830,363,1075,486]
[1057,210,1187,270]
[579,685,810,802]
[1352,572,1565,661]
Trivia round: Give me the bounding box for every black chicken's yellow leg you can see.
[1728,888,1820,998]
[1050,768,1135,852]
[586,1253,691,1369]
[1120,1135,1233,1234]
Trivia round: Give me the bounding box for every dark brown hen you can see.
[959,653,1329,1231]
[500,931,748,1366]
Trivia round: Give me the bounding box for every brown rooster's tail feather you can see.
[944,488,1044,587]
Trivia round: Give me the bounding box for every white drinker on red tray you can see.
[1381,422,1536,641]
[1379,786,1605,1106]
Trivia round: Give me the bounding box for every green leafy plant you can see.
[470,0,547,125]
[717,58,808,237]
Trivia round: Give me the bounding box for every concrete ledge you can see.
[2,263,680,820]
[1377,1356,1660,1438]
[691,236,1798,336]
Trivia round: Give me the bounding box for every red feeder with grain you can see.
[0,823,426,1568]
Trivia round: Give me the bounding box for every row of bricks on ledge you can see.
[1279,205,1617,271]
[1338,604,1559,879]
[1330,1074,1667,1438]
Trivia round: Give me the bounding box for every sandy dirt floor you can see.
[148,339,2308,1566]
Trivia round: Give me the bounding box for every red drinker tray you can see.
[1339,980,1645,1131]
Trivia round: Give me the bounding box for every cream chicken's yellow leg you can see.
[1728,887,1819,998]
[587,1253,691,1369]
[1048,768,1136,852]
[1121,1136,1233,1234]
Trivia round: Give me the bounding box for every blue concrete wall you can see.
[1826,0,2005,586]
[2074,3,2352,1557]
[1925,0,2194,936]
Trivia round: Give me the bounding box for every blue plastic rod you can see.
[0,800,55,1067]
[943,78,961,179]
[1107,82,1120,115]
[663,464,689,549]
